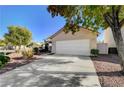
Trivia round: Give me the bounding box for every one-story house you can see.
[104,26,124,54]
[48,27,98,56]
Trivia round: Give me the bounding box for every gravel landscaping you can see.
[0,53,41,74]
[91,54,124,87]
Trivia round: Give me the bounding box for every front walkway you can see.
[0,55,100,87]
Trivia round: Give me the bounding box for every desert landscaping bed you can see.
[91,54,124,87]
[0,53,41,74]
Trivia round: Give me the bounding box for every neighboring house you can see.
[104,27,124,54]
[48,27,98,56]
[27,42,41,48]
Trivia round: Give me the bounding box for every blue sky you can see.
[0,5,104,42]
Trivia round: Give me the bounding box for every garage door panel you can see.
[56,40,90,55]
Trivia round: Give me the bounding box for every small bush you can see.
[22,49,33,59]
[91,49,99,57]
[0,55,10,63]
[0,55,10,68]
[0,61,3,68]
[33,47,39,55]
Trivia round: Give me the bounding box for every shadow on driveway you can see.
[0,55,100,87]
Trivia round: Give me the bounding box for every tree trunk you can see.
[104,6,124,72]
[111,27,124,71]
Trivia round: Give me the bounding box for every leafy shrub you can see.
[0,55,10,68]
[91,49,99,57]
[0,61,3,68]
[0,55,10,63]
[22,49,33,59]
[33,47,39,55]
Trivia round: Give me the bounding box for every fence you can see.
[97,43,108,54]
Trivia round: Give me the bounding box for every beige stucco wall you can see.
[50,28,97,53]
[104,27,124,47]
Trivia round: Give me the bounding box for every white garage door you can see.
[56,39,90,55]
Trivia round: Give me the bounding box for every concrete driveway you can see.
[0,55,100,87]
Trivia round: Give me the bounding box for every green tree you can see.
[48,5,124,72]
[4,26,32,50]
[0,39,6,47]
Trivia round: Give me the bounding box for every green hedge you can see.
[0,55,10,68]
[33,47,39,55]
[91,49,99,57]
